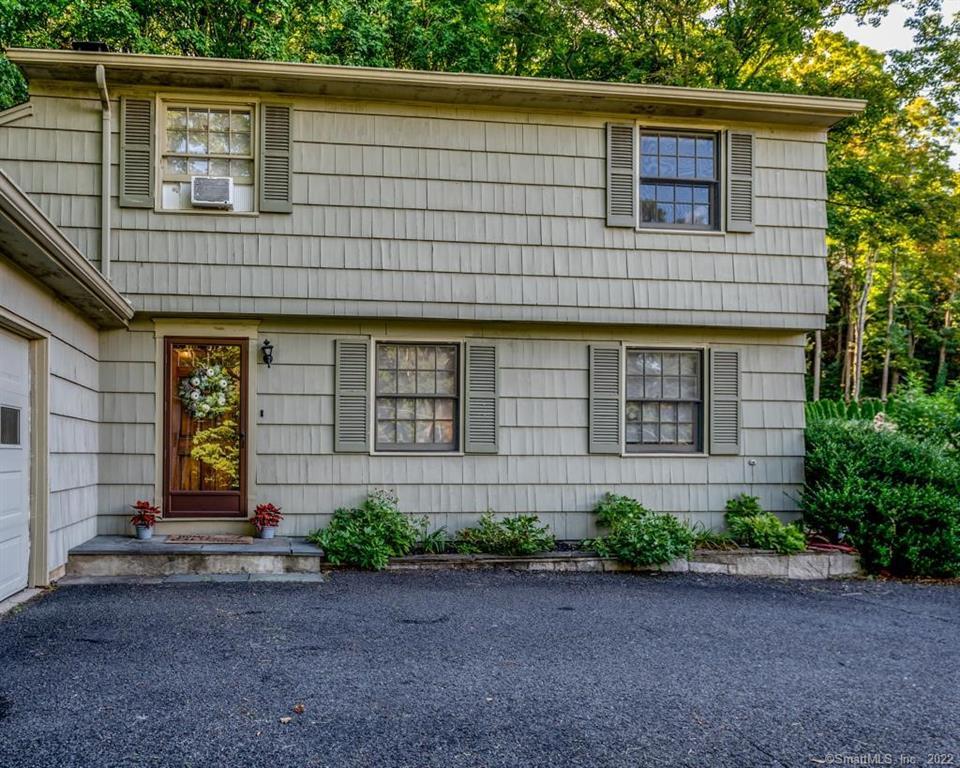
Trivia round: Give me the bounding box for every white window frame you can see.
[633,123,727,236]
[156,96,259,215]
[368,337,466,456]
[620,342,710,458]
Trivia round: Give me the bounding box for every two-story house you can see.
[0,48,864,599]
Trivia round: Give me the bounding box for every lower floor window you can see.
[375,342,459,451]
[625,349,702,453]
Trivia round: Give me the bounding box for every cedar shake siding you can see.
[0,50,863,539]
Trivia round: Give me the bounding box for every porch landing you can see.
[67,535,325,578]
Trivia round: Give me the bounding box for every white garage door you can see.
[0,327,30,602]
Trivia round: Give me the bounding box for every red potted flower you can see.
[251,503,283,539]
[130,500,161,540]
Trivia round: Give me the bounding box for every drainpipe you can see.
[95,64,111,281]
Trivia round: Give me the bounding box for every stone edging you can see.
[66,537,860,580]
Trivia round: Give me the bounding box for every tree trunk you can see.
[812,330,822,401]
[880,258,897,401]
[852,262,874,402]
[936,292,955,388]
[841,304,854,403]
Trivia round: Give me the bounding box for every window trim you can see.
[155,95,259,215]
[622,346,706,456]
[637,128,722,232]
[370,338,465,455]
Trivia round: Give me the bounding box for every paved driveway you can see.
[0,572,957,767]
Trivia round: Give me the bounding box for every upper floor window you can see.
[161,103,255,212]
[639,132,718,230]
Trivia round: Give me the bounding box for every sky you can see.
[836,1,960,166]
[835,0,960,50]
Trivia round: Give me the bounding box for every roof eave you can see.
[0,170,133,329]
[6,48,866,128]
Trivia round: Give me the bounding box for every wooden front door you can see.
[164,338,246,518]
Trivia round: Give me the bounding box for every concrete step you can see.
[68,535,325,577]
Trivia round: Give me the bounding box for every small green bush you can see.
[307,489,422,570]
[455,513,555,556]
[723,494,806,554]
[584,493,694,566]
[420,527,449,555]
[690,523,739,551]
[802,419,960,577]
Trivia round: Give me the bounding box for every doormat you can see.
[165,534,254,545]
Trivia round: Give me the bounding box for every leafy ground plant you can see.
[584,494,694,566]
[690,523,740,551]
[455,513,555,556]
[420,526,449,555]
[307,489,422,570]
[724,494,805,554]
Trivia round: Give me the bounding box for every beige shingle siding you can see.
[2,86,828,330]
[0,259,102,570]
[95,322,805,538]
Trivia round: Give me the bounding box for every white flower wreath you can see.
[178,364,235,420]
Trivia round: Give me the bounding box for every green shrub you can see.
[802,420,960,577]
[723,494,805,554]
[307,489,422,570]
[584,493,694,566]
[887,379,960,450]
[455,513,555,556]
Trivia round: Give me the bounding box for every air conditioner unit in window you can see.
[190,176,234,209]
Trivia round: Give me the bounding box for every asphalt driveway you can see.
[0,572,957,768]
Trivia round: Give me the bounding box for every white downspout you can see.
[96,64,111,281]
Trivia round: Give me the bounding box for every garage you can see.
[0,326,30,601]
[0,170,132,599]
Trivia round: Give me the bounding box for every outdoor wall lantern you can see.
[261,339,274,368]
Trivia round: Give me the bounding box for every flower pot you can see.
[135,525,153,541]
[258,526,277,539]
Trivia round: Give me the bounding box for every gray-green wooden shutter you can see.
[709,349,741,455]
[334,339,369,453]
[606,123,636,227]
[464,341,498,453]
[119,97,154,208]
[725,131,755,233]
[589,344,621,454]
[259,104,293,213]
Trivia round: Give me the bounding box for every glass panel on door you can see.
[166,340,245,517]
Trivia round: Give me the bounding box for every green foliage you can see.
[805,398,885,424]
[723,494,806,554]
[455,513,554,556]
[307,489,422,570]
[689,524,740,551]
[585,493,694,566]
[420,526,449,555]
[887,378,960,450]
[802,419,960,577]
[188,420,240,484]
